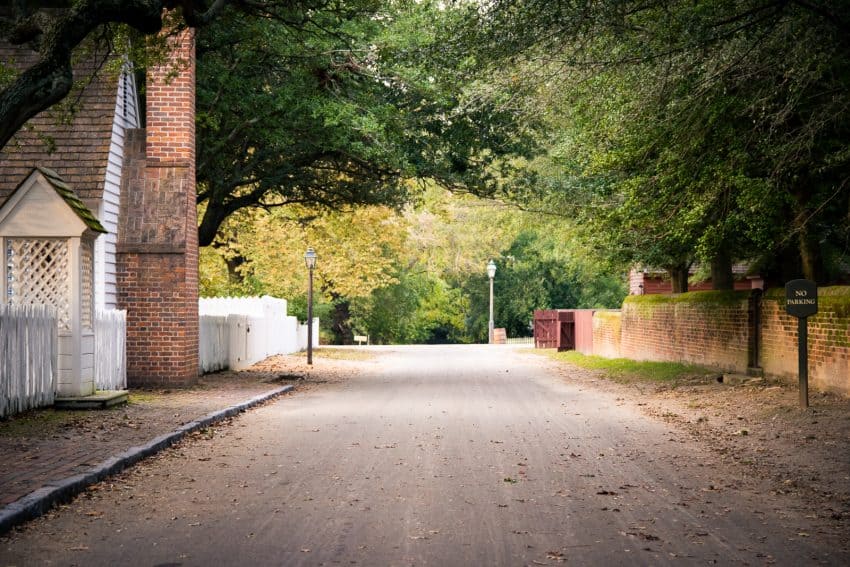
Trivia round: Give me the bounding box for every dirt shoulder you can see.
[541,352,850,547]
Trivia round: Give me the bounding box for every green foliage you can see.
[445,0,850,285]
[351,269,469,344]
[461,229,626,340]
[201,187,627,344]
[194,0,542,245]
[624,290,751,307]
[405,189,626,343]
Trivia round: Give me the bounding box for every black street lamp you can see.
[487,259,496,344]
[304,247,317,365]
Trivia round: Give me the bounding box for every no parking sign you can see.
[785,279,818,408]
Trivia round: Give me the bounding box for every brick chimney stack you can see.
[146,30,196,164]
[117,27,199,386]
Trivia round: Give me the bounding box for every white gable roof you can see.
[0,168,105,238]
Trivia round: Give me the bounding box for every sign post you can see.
[784,279,818,408]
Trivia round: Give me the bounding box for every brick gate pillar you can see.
[117,27,199,387]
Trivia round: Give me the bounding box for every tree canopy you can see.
[194,0,540,244]
[201,187,626,344]
[440,0,850,286]
[4,0,849,312]
[2,1,542,245]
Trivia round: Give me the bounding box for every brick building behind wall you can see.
[117,28,199,387]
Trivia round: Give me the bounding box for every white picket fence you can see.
[199,315,229,374]
[199,296,319,372]
[0,304,57,418]
[94,308,126,390]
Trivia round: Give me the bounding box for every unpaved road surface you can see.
[1,346,846,566]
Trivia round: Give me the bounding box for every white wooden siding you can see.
[95,64,140,310]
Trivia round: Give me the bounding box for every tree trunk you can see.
[797,221,825,282]
[711,247,734,290]
[223,254,247,285]
[211,239,247,285]
[198,199,231,247]
[669,264,689,293]
[790,182,826,283]
[331,300,353,345]
[0,2,164,151]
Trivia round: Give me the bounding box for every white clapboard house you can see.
[0,44,139,398]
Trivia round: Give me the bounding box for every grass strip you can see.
[534,349,714,383]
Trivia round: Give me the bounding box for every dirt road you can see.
[1,346,845,565]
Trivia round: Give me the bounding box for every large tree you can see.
[445,0,850,284]
[194,1,540,244]
[192,0,535,245]
[0,1,369,150]
[1,1,212,150]
[2,1,542,245]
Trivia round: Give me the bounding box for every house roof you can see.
[36,166,107,233]
[0,166,107,234]
[635,263,753,277]
[0,42,123,205]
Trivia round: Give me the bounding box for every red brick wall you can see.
[592,311,622,359]
[761,288,850,394]
[619,292,751,372]
[601,288,849,395]
[117,27,198,387]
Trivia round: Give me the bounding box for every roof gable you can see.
[0,167,106,237]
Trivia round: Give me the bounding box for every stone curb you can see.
[0,385,294,536]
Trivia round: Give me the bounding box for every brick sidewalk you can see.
[0,359,309,509]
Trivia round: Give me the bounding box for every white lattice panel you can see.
[81,240,93,329]
[6,238,71,329]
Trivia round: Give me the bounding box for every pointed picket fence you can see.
[0,304,57,418]
[94,308,126,390]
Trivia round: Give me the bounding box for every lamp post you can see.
[487,259,496,344]
[304,247,317,365]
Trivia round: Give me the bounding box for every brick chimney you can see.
[117,27,199,387]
